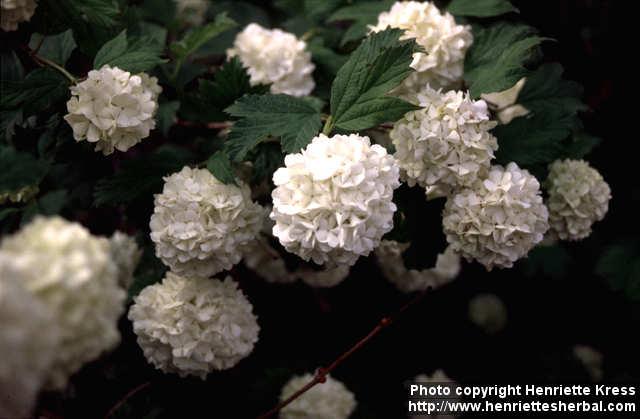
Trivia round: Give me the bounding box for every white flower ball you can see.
[573,345,603,382]
[243,236,297,284]
[227,23,315,97]
[244,237,350,287]
[64,66,162,155]
[468,293,508,334]
[270,133,400,267]
[375,240,460,293]
[1,0,37,31]
[481,78,530,124]
[0,277,59,419]
[391,86,498,196]
[176,0,208,26]
[0,216,125,389]
[370,1,473,92]
[128,273,259,378]
[280,373,357,419]
[545,159,611,241]
[150,166,264,278]
[109,231,142,289]
[442,163,549,270]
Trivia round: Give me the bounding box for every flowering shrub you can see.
[0,0,627,418]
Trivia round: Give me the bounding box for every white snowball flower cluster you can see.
[573,345,603,382]
[370,1,473,92]
[391,86,498,196]
[412,369,459,419]
[0,277,59,419]
[0,216,126,389]
[468,293,508,334]
[227,23,315,97]
[64,65,162,155]
[375,240,460,292]
[243,237,350,287]
[1,0,37,31]
[150,166,264,278]
[442,163,549,270]
[481,78,530,124]
[545,159,611,241]
[280,373,357,419]
[175,0,208,26]
[128,273,259,378]
[271,133,400,267]
[109,231,142,289]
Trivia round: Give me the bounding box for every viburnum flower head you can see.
[176,0,208,26]
[375,240,461,292]
[227,23,315,97]
[370,1,473,92]
[442,163,549,270]
[270,133,400,266]
[128,273,259,378]
[468,293,508,334]
[0,277,59,419]
[391,86,498,196]
[150,166,264,278]
[64,65,162,155]
[545,159,611,241]
[1,0,37,31]
[280,373,357,419]
[243,237,350,287]
[0,216,125,389]
[109,231,142,289]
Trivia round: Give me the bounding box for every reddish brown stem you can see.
[175,119,231,130]
[104,381,151,419]
[257,288,431,419]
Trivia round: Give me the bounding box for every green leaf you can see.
[448,0,518,17]
[597,241,640,301]
[493,108,574,167]
[224,94,322,160]
[200,57,268,111]
[93,30,128,68]
[1,68,69,115]
[327,0,395,46]
[564,131,601,159]
[329,28,419,132]
[206,151,237,185]
[464,23,546,98]
[35,189,68,215]
[0,146,49,194]
[156,101,179,137]
[140,0,177,25]
[94,145,195,206]
[250,142,284,185]
[518,64,586,114]
[70,0,120,27]
[170,13,237,67]
[521,244,572,280]
[94,30,167,73]
[29,30,77,66]
[494,63,587,168]
[0,109,23,142]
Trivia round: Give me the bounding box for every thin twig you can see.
[175,119,232,130]
[257,288,431,418]
[104,381,151,419]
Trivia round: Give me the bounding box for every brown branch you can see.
[175,119,232,130]
[104,381,151,419]
[257,288,432,418]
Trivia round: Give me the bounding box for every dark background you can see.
[32,0,639,418]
